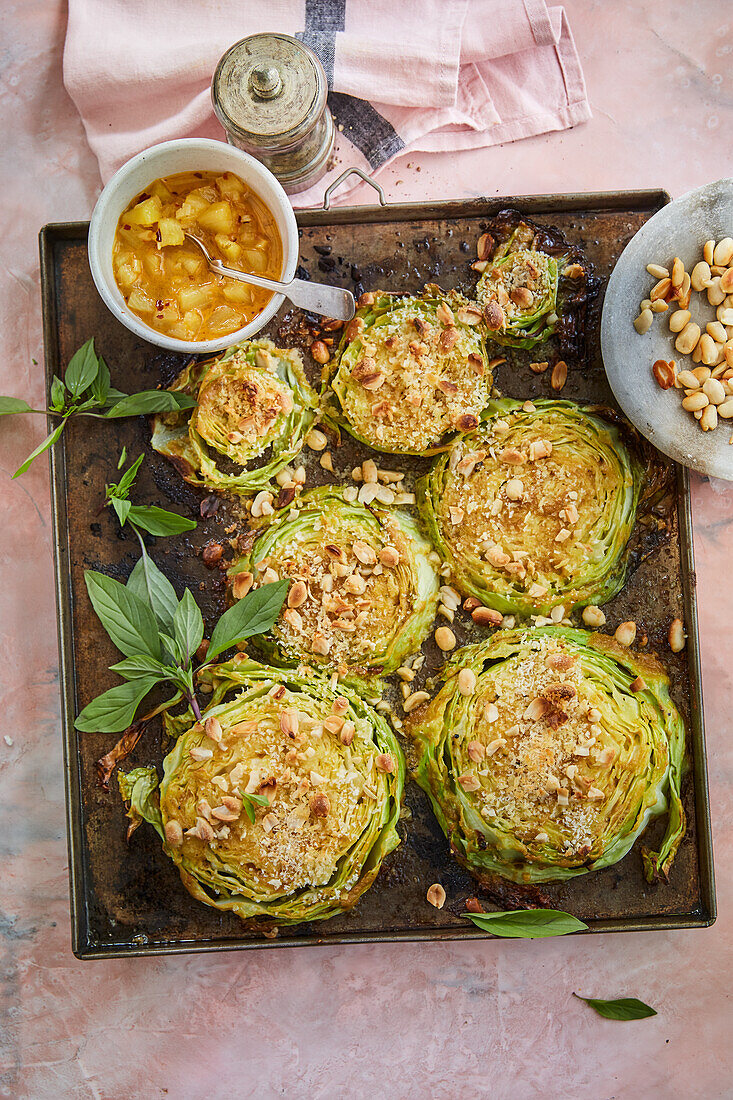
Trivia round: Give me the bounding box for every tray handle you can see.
[322,167,387,210]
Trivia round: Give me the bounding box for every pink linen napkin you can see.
[63,0,590,207]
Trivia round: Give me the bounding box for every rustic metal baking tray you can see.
[40,188,716,959]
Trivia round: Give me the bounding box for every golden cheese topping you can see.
[432,403,635,609]
[477,248,554,325]
[336,296,491,453]
[253,515,409,667]
[191,346,294,460]
[453,636,625,859]
[161,691,382,894]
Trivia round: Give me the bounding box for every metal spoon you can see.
[183,232,355,321]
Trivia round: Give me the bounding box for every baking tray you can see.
[40,189,716,959]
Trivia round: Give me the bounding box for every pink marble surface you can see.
[1,2,731,1097]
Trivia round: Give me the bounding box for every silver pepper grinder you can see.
[211,33,335,195]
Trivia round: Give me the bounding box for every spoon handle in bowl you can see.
[206,258,355,321]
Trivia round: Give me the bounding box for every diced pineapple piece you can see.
[178,283,215,311]
[207,305,243,334]
[197,201,236,235]
[222,282,253,304]
[182,310,204,336]
[127,288,156,313]
[176,192,211,223]
[142,250,163,279]
[156,303,180,323]
[115,262,141,290]
[243,248,267,273]
[117,226,156,246]
[181,255,206,276]
[158,218,185,248]
[214,233,242,262]
[126,195,163,227]
[166,322,191,340]
[216,173,245,198]
[148,178,174,202]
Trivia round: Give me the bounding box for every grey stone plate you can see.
[601,177,733,479]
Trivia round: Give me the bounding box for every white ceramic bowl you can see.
[88,138,299,353]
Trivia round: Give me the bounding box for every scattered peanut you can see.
[551,360,568,390]
[310,340,330,364]
[305,428,328,451]
[477,232,494,261]
[634,309,653,335]
[582,605,606,628]
[702,378,726,405]
[668,618,686,653]
[614,621,637,647]
[403,690,430,713]
[671,257,684,288]
[700,403,718,431]
[434,626,457,651]
[682,392,709,412]
[669,309,691,333]
[472,606,503,627]
[691,261,712,291]
[713,238,733,266]
[164,820,183,847]
[457,668,477,696]
[708,278,726,306]
[675,322,701,355]
[699,334,719,366]
[707,321,727,343]
[646,263,669,279]
[677,369,699,389]
[650,277,672,301]
[427,883,447,909]
[652,360,675,389]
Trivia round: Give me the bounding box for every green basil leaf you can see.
[158,632,183,665]
[90,354,111,404]
[240,790,270,823]
[0,396,33,416]
[50,377,67,411]
[173,589,204,664]
[463,909,587,938]
[65,339,99,397]
[110,497,132,526]
[74,676,159,733]
[12,421,65,478]
[206,579,289,661]
[102,387,129,409]
[126,504,197,536]
[573,995,657,1021]
[84,570,161,660]
[126,553,178,633]
[117,445,128,470]
[109,655,170,680]
[114,453,145,498]
[103,390,196,419]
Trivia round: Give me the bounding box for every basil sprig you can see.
[105,451,197,539]
[463,908,588,938]
[573,994,657,1020]
[1,339,195,477]
[75,553,289,733]
[240,791,271,824]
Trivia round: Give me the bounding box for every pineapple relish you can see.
[112,171,283,342]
